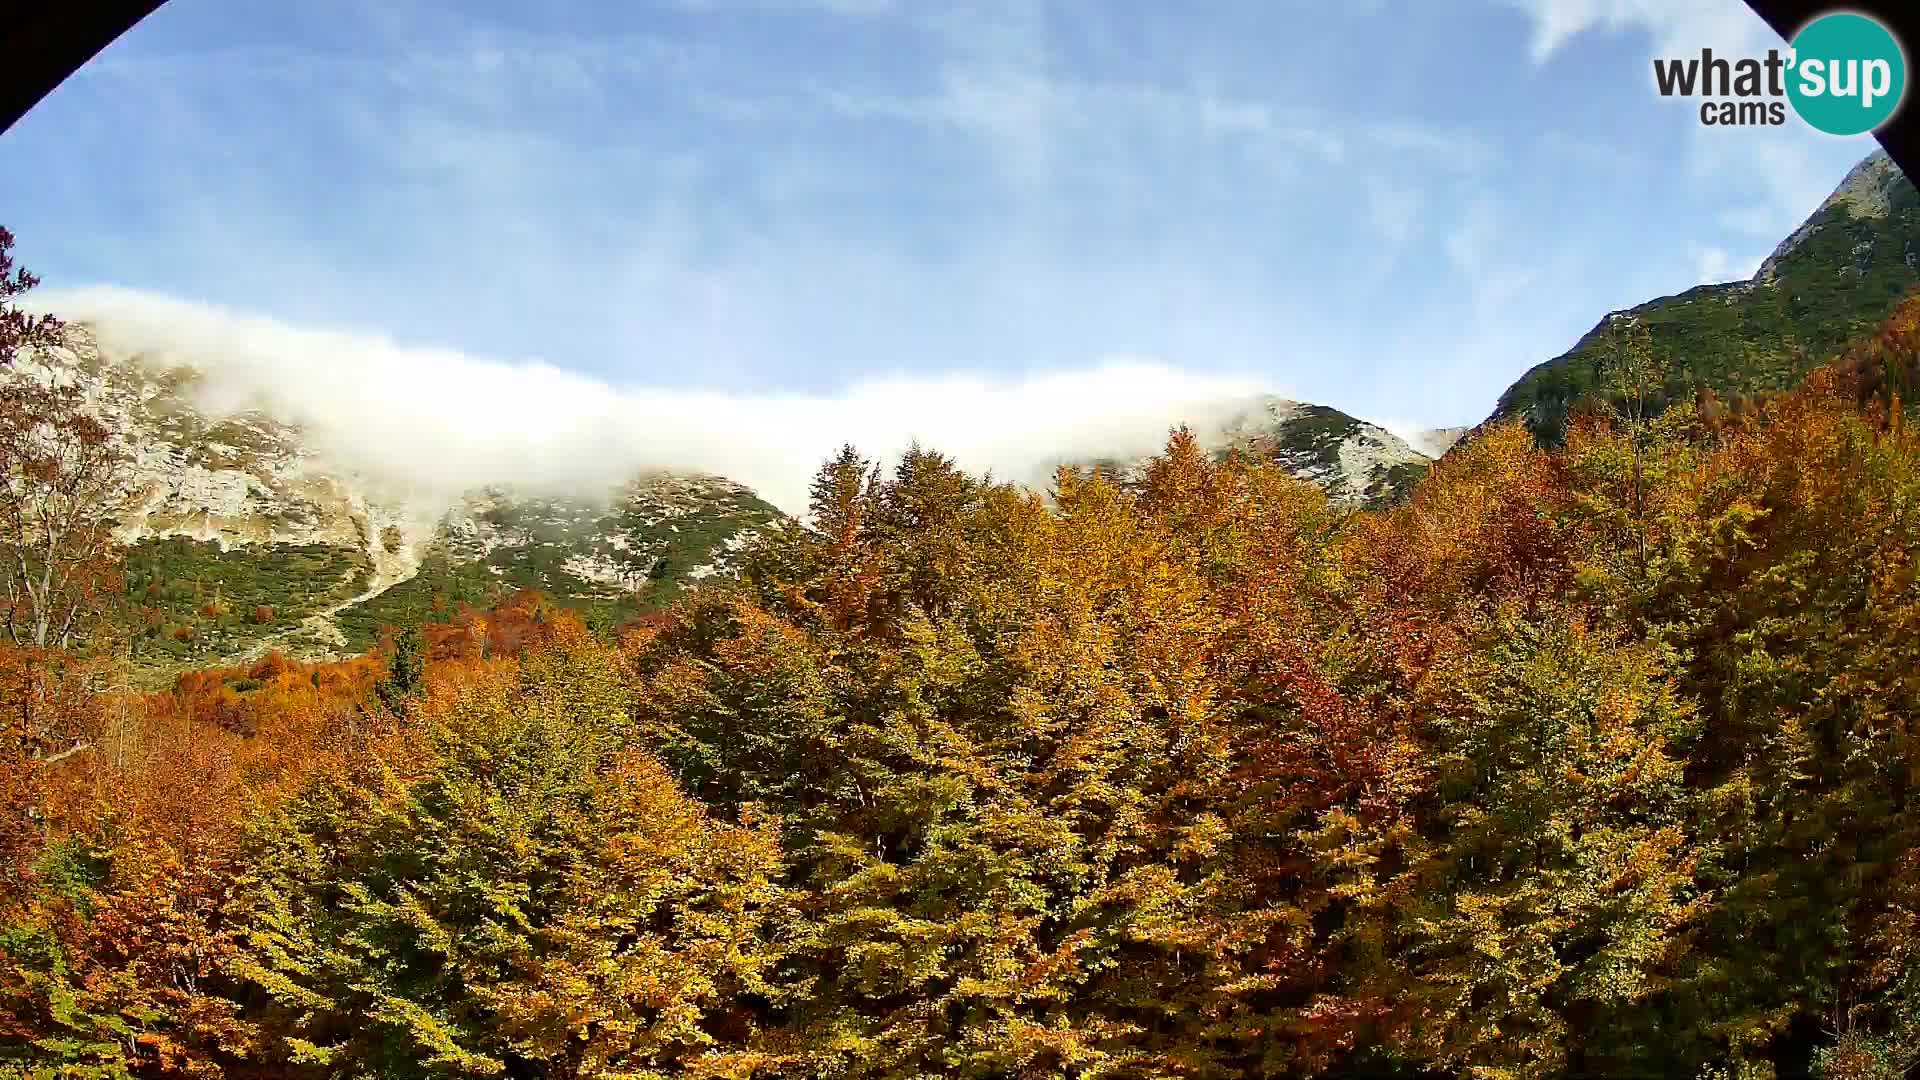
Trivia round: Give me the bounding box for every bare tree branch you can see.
[0,231,130,653]
[38,739,90,766]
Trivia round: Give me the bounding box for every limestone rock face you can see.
[8,326,781,669]
[13,322,1445,671]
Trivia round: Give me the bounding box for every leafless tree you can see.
[1600,313,1661,578]
[0,227,131,650]
[0,369,131,650]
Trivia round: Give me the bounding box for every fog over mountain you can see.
[43,286,1318,518]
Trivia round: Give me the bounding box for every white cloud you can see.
[1362,415,1437,453]
[1498,0,1775,65]
[39,287,1281,518]
[1690,126,1865,243]
[1443,196,1551,329]
[1445,198,1500,277]
[1691,244,1759,282]
[1501,0,1873,281]
[671,0,897,16]
[810,55,1487,194]
[1364,179,1423,251]
[1537,130,1652,180]
[14,0,1654,445]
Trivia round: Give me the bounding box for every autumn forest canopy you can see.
[5,229,1920,1079]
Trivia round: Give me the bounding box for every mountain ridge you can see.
[1486,148,1920,446]
[11,322,1430,672]
[22,151,1916,671]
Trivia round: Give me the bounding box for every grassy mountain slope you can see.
[332,478,779,649]
[1490,150,1920,445]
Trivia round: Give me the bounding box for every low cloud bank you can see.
[41,286,1290,517]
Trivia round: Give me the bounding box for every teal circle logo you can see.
[1787,12,1907,136]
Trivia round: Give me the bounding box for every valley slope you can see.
[1489,149,1920,444]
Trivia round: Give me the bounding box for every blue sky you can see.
[0,0,1888,432]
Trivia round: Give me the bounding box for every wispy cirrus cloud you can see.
[1498,0,1876,258]
[0,0,1878,442]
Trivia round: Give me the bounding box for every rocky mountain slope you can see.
[20,154,1909,676]
[1202,398,1432,506]
[13,326,1431,672]
[1073,401,1437,508]
[1488,149,1920,445]
[21,329,779,671]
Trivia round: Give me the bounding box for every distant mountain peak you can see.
[1758,149,1910,281]
[1486,147,1920,447]
[1188,396,1434,506]
[1061,395,1434,507]
[1411,427,1468,458]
